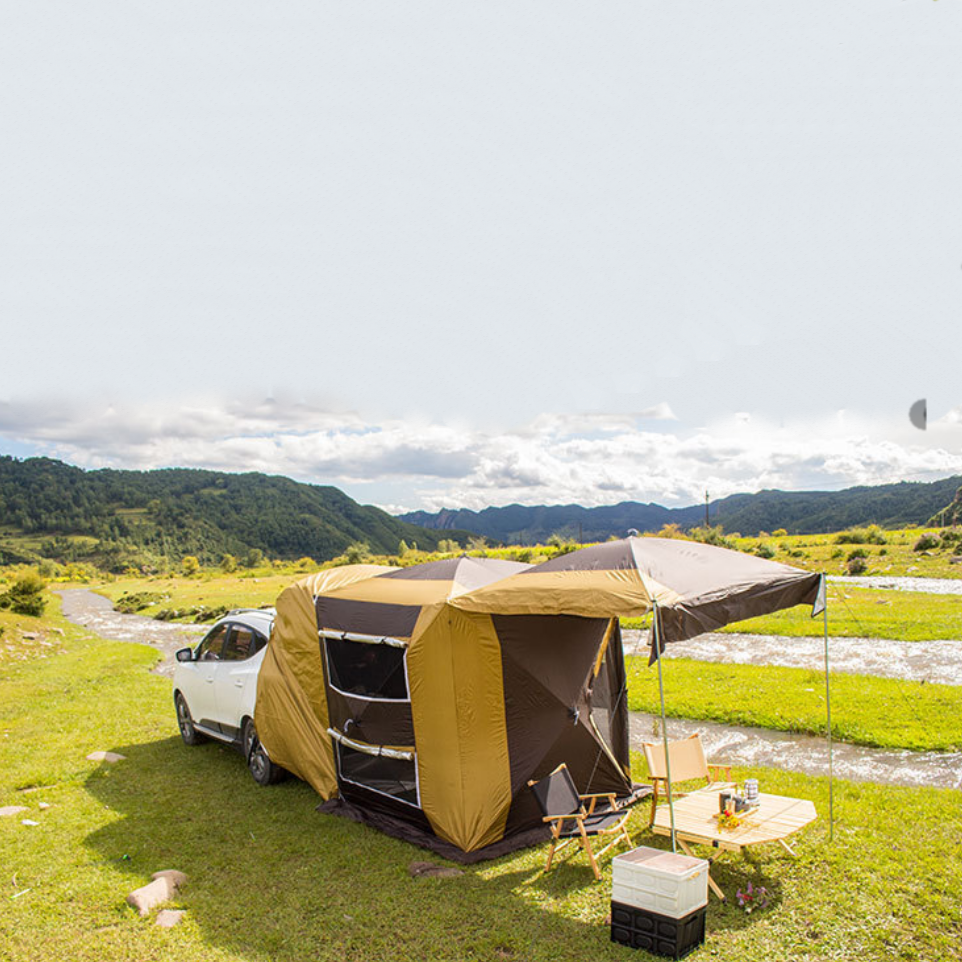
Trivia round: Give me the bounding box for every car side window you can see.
[222,626,255,662]
[196,624,229,661]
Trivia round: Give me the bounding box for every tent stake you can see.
[653,602,677,853]
[823,600,834,842]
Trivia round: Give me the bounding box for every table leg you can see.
[678,839,726,901]
[778,838,797,857]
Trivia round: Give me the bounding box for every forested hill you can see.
[401,476,962,544]
[0,456,471,570]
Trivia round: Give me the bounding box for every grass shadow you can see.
[83,736,659,961]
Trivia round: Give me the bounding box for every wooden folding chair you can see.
[642,733,733,825]
[527,763,634,881]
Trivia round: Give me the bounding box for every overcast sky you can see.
[3,2,962,513]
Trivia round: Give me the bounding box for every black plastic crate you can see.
[610,900,706,958]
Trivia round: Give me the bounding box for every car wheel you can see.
[242,719,286,786]
[175,692,205,746]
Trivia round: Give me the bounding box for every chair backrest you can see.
[642,733,708,783]
[528,764,581,817]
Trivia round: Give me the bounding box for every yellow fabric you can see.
[451,567,681,617]
[408,605,512,852]
[255,565,396,798]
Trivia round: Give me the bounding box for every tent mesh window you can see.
[336,744,420,807]
[324,637,409,700]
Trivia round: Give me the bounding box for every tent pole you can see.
[823,600,834,842]
[653,602,677,853]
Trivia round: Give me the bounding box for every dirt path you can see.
[630,712,962,790]
[621,630,962,685]
[57,589,205,677]
[829,574,962,594]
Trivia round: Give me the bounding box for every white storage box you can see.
[611,846,709,919]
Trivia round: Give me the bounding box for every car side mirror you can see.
[175,648,194,663]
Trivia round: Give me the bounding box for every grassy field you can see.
[626,656,962,752]
[1,598,960,962]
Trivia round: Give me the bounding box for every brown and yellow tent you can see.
[255,556,639,860]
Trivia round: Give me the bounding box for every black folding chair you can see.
[527,763,634,881]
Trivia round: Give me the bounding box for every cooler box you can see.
[611,846,709,918]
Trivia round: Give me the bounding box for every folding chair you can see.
[527,763,634,881]
[642,733,733,825]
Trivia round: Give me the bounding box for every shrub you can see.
[657,523,685,539]
[295,556,316,570]
[688,525,735,549]
[0,570,48,616]
[846,556,868,575]
[181,555,201,577]
[220,554,237,573]
[437,539,461,554]
[846,548,868,561]
[913,533,940,552]
[341,542,371,564]
[773,528,788,538]
[754,543,776,559]
[835,525,887,545]
[831,548,844,559]
[243,548,265,568]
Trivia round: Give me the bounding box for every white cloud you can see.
[2,397,962,513]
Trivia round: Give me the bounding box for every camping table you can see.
[650,787,817,900]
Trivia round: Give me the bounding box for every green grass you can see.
[1,597,961,960]
[626,656,962,752]
[624,584,962,642]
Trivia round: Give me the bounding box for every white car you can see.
[172,608,285,785]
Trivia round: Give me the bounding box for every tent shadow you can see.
[83,736,643,960]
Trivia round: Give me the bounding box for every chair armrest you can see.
[579,792,618,815]
[708,763,732,781]
[542,812,586,825]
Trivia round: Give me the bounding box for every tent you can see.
[255,556,641,860]
[452,537,829,845]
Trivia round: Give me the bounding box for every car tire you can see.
[242,719,286,786]
[175,692,205,746]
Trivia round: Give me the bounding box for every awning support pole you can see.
[653,602,677,853]
[823,600,834,841]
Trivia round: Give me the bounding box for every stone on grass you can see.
[408,860,463,879]
[21,819,40,826]
[22,632,39,640]
[38,802,51,810]
[126,871,187,917]
[0,806,28,818]
[86,751,126,763]
[155,909,186,929]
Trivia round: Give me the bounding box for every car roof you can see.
[219,608,275,633]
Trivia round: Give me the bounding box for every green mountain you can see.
[0,456,472,571]
[402,476,962,543]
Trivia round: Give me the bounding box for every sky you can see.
[2,2,962,514]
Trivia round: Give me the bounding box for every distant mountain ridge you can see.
[0,456,473,570]
[401,476,962,544]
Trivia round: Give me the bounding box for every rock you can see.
[86,751,126,763]
[126,871,186,917]
[38,802,51,810]
[21,819,40,826]
[0,806,28,817]
[22,632,39,640]
[155,909,186,929]
[408,860,463,879]
[950,556,962,565]
[50,628,65,635]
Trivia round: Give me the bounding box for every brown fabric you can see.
[315,597,422,637]
[324,689,415,747]
[494,614,632,837]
